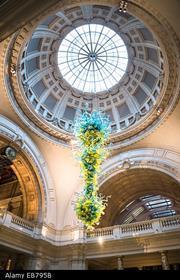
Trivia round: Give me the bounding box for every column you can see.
[160,251,170,270]
[26,253,45,270]
[117,256,124,270]
[71,257,87,270]
[69,244,87,270]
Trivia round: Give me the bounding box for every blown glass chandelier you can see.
[74,110,110,230]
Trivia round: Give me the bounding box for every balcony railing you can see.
[0,210,35,234]
[0,209,180,245]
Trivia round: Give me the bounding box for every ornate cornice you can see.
[99,148,180,186]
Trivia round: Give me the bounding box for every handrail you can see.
[160,215,180,228]
[10,212,34,231]
[85,215,180,240]
[121,220,153,234]
[1,210,180,244]
[86,227,114,238]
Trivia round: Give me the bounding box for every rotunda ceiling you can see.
[4,3,180,148]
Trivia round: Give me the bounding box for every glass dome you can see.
[58,24,128,93]
[10,4,172,148]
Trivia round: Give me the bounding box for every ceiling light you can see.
[119,1,128,13]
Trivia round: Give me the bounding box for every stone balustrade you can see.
[11,214,34,232]
[0,209,180,245]
[160,215,180,229]
[0,210,35,234]
[86,227,114,239]
[121,220,153,235]
[84,216,180,242]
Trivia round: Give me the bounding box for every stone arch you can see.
[100,148,180,185]
[0,115,56,226]
[99,148,180,227]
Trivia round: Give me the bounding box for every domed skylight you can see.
[12,5,169,147]
[58,24,128,93]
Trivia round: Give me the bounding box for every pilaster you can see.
[26,253,49,270]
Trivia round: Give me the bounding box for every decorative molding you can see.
[0,209,180,253]
[0,115,57,226]
[99,148,180,186]
[0,0,179,148]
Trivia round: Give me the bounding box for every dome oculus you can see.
[58,24,128,94]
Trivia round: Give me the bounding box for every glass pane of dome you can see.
[58,24,128,93]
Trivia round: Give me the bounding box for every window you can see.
[146,199,171,210]
[153,210,176,218]
[58,24,128,93]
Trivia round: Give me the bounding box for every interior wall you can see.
[0,0,179,229]
[127,102,180,154]
[33,137,81,229]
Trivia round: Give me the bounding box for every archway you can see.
[99,148,180,227]
[0,145,23,218]
[0,115,56,226]
[0,138,40,221]
[100,168,180,227]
